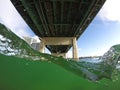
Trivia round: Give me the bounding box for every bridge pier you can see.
[73,37,78,60]
[39,39,45,53]
[39,37,79,61]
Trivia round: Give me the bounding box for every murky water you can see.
[1,23,120,90]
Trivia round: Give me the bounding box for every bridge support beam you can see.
[51,53,66,58]
[73,37,78,60]
[39,39,45,53]
[39,37,79,61]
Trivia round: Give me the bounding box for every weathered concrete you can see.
[72,37,79,61]
[41,37,73,45]
[52,53,66,58]
[39,37,79,60]
[39,39,45,53]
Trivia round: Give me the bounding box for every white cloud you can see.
[32,36,40,43]
[15,29,30,38]
[0,0,34,38]
[98,0,120,22]
[66,50,72,58]
[0,0,22,28]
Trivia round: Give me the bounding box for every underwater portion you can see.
[0,23,120,90]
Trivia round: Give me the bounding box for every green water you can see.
[1,23,120,90]
[0,54,120,90]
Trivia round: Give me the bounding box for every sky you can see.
[0,0,120,57]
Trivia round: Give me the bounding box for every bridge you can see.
[11,0,106,60]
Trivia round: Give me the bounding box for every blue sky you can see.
[0,0,120,57]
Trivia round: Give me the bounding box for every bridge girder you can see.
[11,0,106,54]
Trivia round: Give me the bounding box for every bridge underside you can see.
[11,0,105,55]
